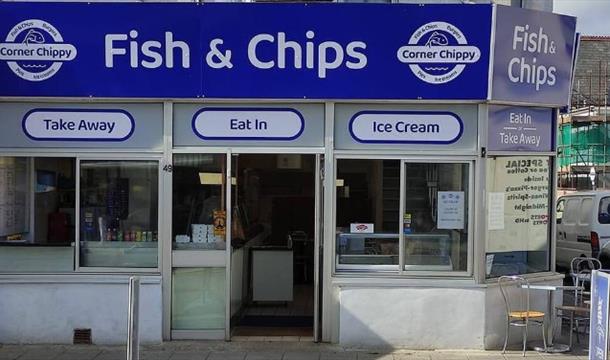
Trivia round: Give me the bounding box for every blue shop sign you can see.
[0,3,493,99]
[487,105,554,152]
[491,5,577,106]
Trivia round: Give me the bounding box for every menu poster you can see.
[488,192,505,230]
[437,191,464,229]
[0,157,28,237]
[486,157,550,252]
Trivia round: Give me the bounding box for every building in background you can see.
[558,36,610,190]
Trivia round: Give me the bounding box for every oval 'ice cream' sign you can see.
[192,108,304,141]
[349,111,463,144]
[22,109,135,141]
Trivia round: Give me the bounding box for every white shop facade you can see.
[0,2,576,349]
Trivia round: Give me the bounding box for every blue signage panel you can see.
[491,5,577,106]
[487,105,554,151]
[590,271,610,360]
[348,111,463,144]
[0,3,492,99]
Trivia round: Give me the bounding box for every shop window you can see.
[485,156,551,278]
[172,154,227,250]
[79,160,159,268]
[0,157,76,273]
[403,163,469,272]
[335,159,400,270]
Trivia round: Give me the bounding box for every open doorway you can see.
[230,154,316,337]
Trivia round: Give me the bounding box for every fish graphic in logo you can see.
[425,32,449,47]
[23,29,46,45]
[397,22,481,84]
[0,20,77,81]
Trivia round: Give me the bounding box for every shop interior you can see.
[0,157,75,272]
[230,154,316,336]
[335,160,468,272]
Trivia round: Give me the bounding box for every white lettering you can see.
[248,34,275,69]
[105,34,127,68]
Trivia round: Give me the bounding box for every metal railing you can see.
[127,276,140,360]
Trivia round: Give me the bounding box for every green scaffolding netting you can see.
[558,123,610,167]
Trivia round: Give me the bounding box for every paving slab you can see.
[15,348,64,360]
[355,353,394,360]
[283,350,322,360]
[207,351,247,360]
[140,350,174,360]
[245,350,285,360]
[319,351,358,360]
[0,349,24,360]
[168,351,209,360]
[94,350,128,360]
[53,349,102,360]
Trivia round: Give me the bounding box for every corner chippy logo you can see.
[0,19,77,81]
[397,22,481,84]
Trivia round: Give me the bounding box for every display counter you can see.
[80,241,157,268]
[336,233,399,270]
[337,232,453,271]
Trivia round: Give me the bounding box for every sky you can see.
[554,0,610,36]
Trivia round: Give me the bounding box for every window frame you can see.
[76,155,163,273]
[333,154,475,277]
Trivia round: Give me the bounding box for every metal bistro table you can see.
[519,284,583,353]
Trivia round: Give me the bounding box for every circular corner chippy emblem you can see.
[397,22,481,84]
[0,19,77,82]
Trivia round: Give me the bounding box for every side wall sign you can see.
[492,6,577,106]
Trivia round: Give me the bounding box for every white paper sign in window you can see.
[437,191,464,229]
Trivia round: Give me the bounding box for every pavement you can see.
[0,338,591,360]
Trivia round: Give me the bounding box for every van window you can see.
[563,198,579,225]
[557,199,565,224]
[599,197,610,224]
[580,198,593,225]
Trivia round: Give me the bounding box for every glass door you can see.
[170,153,228,339]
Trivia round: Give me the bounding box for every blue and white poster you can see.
[0,3,493,99]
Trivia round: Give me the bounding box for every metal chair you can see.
[556,268,590,348]
[498,275,548,356]
[569,257,602,288]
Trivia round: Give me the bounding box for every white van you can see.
[556,191,610,269]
